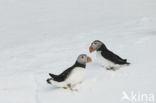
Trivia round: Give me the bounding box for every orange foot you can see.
[106,67,116,71]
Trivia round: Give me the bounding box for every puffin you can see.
[89,40,130,71]
[47,54,92,91]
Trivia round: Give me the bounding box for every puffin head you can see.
[89,40,104,53]
[76,54,92,64]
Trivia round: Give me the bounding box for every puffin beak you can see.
[89,46,93,53]
[87,56,92,63]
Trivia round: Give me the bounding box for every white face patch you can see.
[77,54,88,64]
[92,41,103,50]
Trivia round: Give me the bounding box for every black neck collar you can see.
[97,44,107,51]
[74,61,86,68]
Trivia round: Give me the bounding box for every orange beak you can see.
[87,56,92,63]
[89,46,92,53]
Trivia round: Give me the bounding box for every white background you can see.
[0,0,156,103]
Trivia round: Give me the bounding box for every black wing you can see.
[52,66,74,82]
[49,73,57,78]
[101,50,128,64]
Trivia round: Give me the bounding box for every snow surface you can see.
[0,0,156,103]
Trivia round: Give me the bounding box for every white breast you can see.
[96,51,118,68]
[66,67,85,86]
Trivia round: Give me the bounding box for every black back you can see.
[98,44,129,64]
[49,61,86,82]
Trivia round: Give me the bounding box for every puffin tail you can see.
[124,59,127,62]
[47,78,52,84]
[125,62,131,65]
[49,73,57,79]
[123,59,131,65]
[47,73,56,84]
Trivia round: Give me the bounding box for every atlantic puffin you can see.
[47,54,92,91]
[89,40,130,71]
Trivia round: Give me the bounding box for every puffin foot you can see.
[106,67,116,71]
[67,84,78,91]
[63,87,67,89]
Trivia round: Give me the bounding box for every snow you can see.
[0,0,156,103]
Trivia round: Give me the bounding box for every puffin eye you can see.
[82,56,86,59]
